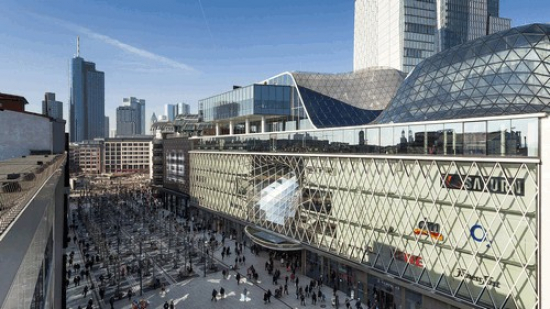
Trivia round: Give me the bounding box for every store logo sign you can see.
[413,220,444,242]
[470,224,493,248]
[453,268,501,288]
[442,174,525,196]
[394,249,424,268]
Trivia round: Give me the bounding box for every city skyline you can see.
[0,0,548,133]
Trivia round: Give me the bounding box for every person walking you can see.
[284,283,288,295]
[236,273,241,285]
[243,287,248,299]
[82,284,89,297]
[211,288,218,301]
[295,275,299,287]
[109,296,115,309]
[220,287,225,299]
[163,301,169,309]
[170,300,175,309]
[267,289,272,303]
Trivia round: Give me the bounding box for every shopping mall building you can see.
[158,24,550,308]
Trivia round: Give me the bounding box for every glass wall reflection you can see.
[194,117,540,157]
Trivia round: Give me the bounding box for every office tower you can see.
[42,92,63,120]
[164,104,176,121]
[354,0,511,73]
[116,105,140,136]
[123,97,146,134]
[104,116,109,137]
[70,37,105,142]
[177,102,190,116]
[151,112,158,124]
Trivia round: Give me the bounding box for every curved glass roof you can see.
[376,23,550,124]
[266,68,405,128]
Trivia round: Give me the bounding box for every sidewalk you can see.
[65,227,102,309]
[65,206,363,308]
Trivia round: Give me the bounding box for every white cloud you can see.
[32,13,197,72]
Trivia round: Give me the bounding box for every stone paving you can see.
[65,200,364,309]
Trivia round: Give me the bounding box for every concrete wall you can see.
[0,110,53,160]
[0,169,65,308]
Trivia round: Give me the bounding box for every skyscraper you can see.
[42,92,63,120]
[70,37,105,142]
[123,97,146,134]
[164,104,176,121]
[177,102,190,116]
[354,0,511,73]
[116,105,140,136]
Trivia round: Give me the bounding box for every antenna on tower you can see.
[77,36,80,57]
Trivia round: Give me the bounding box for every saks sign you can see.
[442,174,525,196]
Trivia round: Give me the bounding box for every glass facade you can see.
[194,115,540,158]
[69,57,105,142]
[190,151,538,309]
[377,24,550,124]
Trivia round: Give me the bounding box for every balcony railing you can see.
[0,154,66,235]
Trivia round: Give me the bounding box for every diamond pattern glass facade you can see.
[190,151,538,308]
[266,69,405,128]
[376,24,550,124]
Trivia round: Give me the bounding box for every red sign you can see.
[394,250,424,268]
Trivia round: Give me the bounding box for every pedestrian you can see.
[220,287,225,298]
[263,292,268,304]
[211,288,218,301]
[73,276,77,287]
[312,292,317,305]
[83,285,89,297]
[99,286,105,300]
[170,300,175,309]
[221,251,225,260]
[305,284,310,297]
[267,289,272,303]
[109,296,115,309]
[236,273,241,285]
[128,288,133,301]
[301,293,306,305]
[295,276,299,287]
[164,301,169,309]
[242,255,246,265]
[285,275,289,285]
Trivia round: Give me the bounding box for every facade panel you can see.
[190,151,538,308]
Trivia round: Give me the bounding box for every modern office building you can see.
[164,104,177,121]
[116,105,141,136]
[104,116,110,138]
[69,139,103,175]
[103,136,153,175]
[69,39,105,143]
[0,97,67,308]
[123,97,146,134]
[353,0,511,73]
[42,92,63,120]
[171,24,549,309]
[177,102,190,116]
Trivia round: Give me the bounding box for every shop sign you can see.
[442,174,525,196]
[394,249,424,268]
[413,220,444,242]
[453,268,501,288]
[470,224,493,248]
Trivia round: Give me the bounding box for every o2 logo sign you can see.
[470,224,493,248]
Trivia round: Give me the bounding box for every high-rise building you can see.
[123,97,146,134]
[42,92,63,120]
[104,116,109,137]
[69,37,105,142]
[177,102,190,116]
[151,112,158,124]
[354,0,511,73]
[116,105,140,136]
[164,104,176,121]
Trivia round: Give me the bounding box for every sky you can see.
[0,0,548,133]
